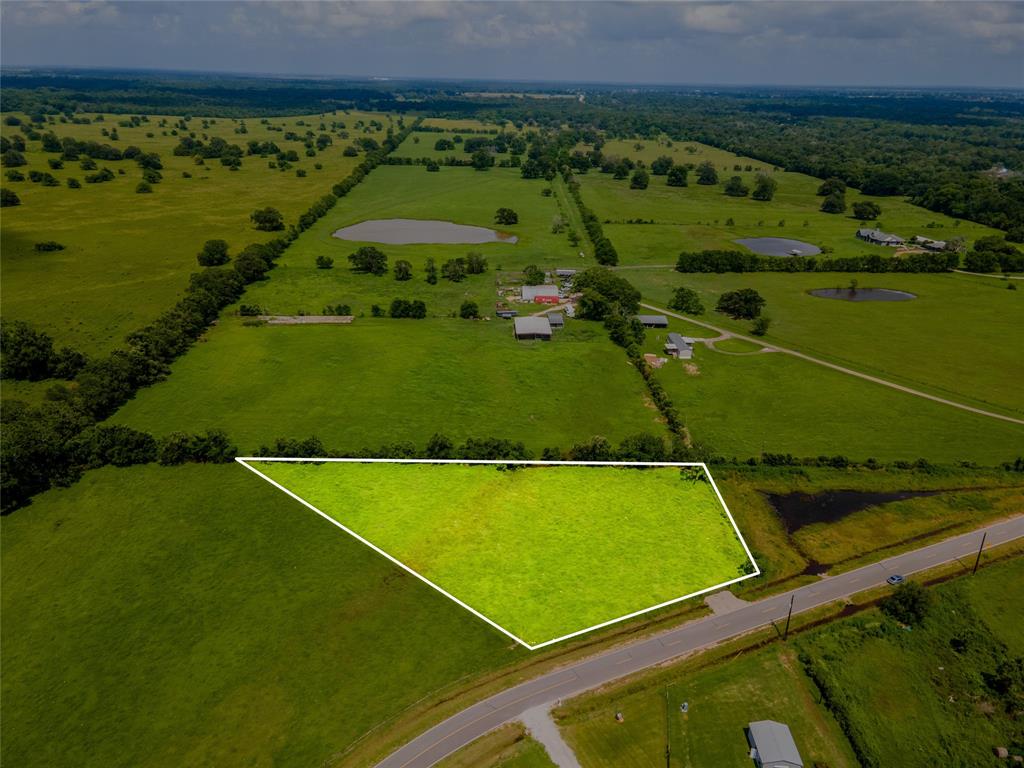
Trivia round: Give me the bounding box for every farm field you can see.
[0,109,392,354]
[627,269,1024,415]
[578,138,1008,265]
[245,461,755,646]
[110,317,663,453]
[639,321,1024,464]
[556,646,856,768]
[795,557,1024,767]
[0,463,521,768]
[242,165,586,317]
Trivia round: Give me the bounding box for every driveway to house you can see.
[374,516,1024,768]
[643,303,1024,426]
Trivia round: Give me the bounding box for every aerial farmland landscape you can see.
[1,3,1023,768]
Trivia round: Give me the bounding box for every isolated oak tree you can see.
[666,166,689,187]
[696,161,718,185]
[348,246,388,275]
[752,174,778,201]
[494,207,518,225]
[393,259,413,281]
[250,206,284,231]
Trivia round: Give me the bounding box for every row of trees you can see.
[565,174,619,265]
[676,249,960,273]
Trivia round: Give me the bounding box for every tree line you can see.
[676,249,960,274]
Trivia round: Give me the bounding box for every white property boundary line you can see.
[235,457,761,651]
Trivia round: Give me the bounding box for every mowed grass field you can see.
[638,320,1024,464]
[0,464,522,768]
[1,109,392,354]
[627,269,1024,415]
[243,165,586,317]
[578,138,1009,265]
[248,462,753,646]
[557,647,856,768]
[110,318,663,453]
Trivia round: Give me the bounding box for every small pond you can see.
[333,218,518,245]
[809,287,916,302]
[767,489,943,533]
[735,237,821,256]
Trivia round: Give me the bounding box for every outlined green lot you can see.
[239,459,758,649]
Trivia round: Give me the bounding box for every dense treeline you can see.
[0,119,418,512]
[565,174,619,265]
[675,249,960,273]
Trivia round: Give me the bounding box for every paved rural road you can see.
[642,303,1024,427]
[374,516,1024,768]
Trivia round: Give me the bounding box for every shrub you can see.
[751,316,772,336]
[250,206,284,231]
[460,300,480,319]
[494,207,518,225]
[316,255,334,269]
[880,581,932,625]
[1,188,21,207]
[34,241,65,252]
[135,181,153,194]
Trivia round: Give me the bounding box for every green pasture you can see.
[0,110,392,354]
[628,269,1024,415]
[577,138,1006,266]
[558,647,855,768]
[242,165,585,317]
[0,463,520,768]
[794,557,1024,767]
[437,725,556,768]
[249,462,753,646]
[110,317,663,453]
[419,118,515,132]
[641,321,1024,464]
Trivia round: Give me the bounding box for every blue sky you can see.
[2,1,1022,88]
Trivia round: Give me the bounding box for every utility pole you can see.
[783,595,795,641]
[972,531,988,575]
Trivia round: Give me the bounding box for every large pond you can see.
[809,287,916,302]
[332,218,518,245]
[735,237,821,256]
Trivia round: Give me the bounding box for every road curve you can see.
[642,303,1024,426]
[373,516,1024,768]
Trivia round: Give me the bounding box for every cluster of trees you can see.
[566,175,619,265]
[388,299,427,318]
[962,235,1024,273]
[676,249,960,274]
[0,321,87,381]
[197,239,230,266]
[572,268,641,320]
[437,252,488,283]
[818,177,847,214]
[250,206,285,231]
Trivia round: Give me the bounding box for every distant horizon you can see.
[3,63,1022,95]
[2,2,1021,90]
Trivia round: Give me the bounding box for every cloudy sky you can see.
[2,1,1022,88]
